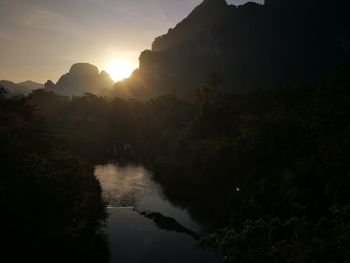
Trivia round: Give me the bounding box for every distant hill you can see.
[44,63,114,96]
[109,0,350,99]
[0,80,31,97]
[18,80,43,90]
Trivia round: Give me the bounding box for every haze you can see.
[0,0,263,83]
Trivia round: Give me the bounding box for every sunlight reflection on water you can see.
[94,163,201,231]
[95,164,153,208]
[94,163,221,263]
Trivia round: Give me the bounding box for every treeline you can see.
[0,87,109,262]
[27,90,196,163]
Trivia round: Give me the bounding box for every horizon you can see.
[0,0,263,84]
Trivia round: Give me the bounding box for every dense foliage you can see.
[154,71,350,224]
[153,71,350,262]
[200,210,350,263]
[0,88,109,262]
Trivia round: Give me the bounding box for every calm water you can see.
[95,164,220,263]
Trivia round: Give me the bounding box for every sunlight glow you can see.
[107,58,134,82]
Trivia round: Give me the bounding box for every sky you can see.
[0,0,263,83]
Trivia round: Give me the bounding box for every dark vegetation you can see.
[0,87,109,262]
[27,90,196,163]
[174,71,350,262]
[23,68,350,262]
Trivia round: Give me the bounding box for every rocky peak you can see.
[189,0,228,17]
[201,0,228,7]
[43,63,113,96]
[151,0,229,52]
[100,70,114,86]
[69,63,99,76]
[44,80,56,91]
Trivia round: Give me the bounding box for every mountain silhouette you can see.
[18,80,43,90]
[109,0,350,99]
[44,63,114,96]
[0,80,32,97]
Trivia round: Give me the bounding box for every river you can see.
[95,163,221,263]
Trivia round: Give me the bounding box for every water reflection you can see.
[95,163,221,263]
[95,165,152,208]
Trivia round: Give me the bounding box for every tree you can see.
[0,85,7,98]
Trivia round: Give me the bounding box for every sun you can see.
[107,58,134,82]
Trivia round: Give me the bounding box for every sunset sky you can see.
[0,0,263,83]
